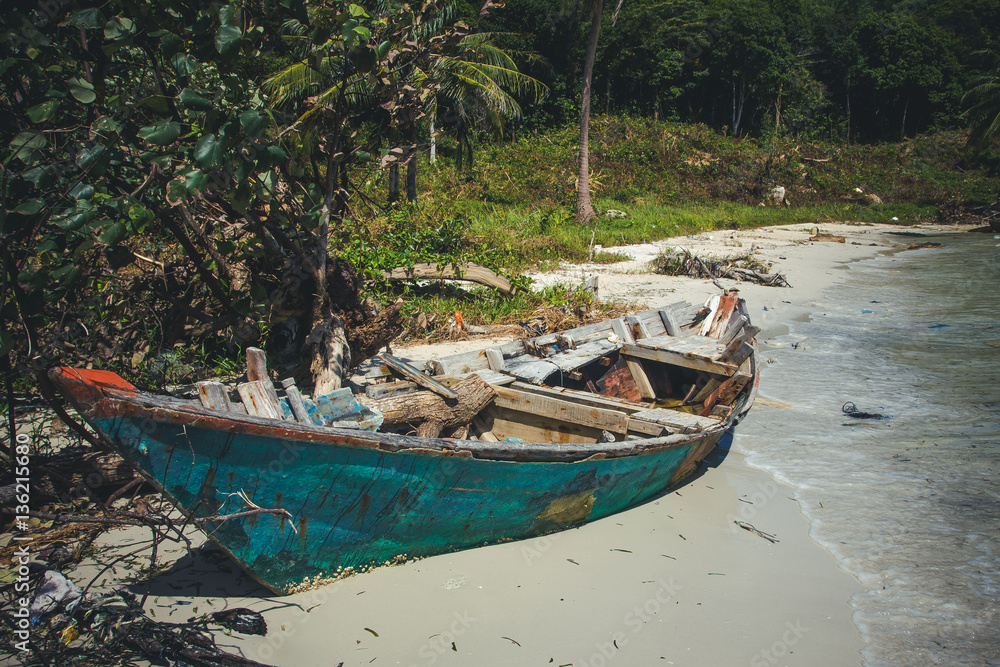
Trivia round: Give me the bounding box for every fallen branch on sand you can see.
[0,498,296,666]
[381,262,514,295]
[651,249,791,287]
[1,569,273,666]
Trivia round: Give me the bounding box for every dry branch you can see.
[652,249,791,287]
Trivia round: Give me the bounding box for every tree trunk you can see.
[900,92,910,140]
[406,128,417,203]
[388,126,400,202]
[732,76,746,137]
[846,77,851,145]
[430,118,436,164]
[575,0,604,224]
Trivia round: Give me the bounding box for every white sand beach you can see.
[63,221,984,667]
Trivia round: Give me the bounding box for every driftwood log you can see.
[381,263,514,295]
[360,374,497,438]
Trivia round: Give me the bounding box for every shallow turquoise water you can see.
[735,233,1000,666]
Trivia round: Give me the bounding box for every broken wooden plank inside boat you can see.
[51,290,759,595]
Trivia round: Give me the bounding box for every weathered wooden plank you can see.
[699,372,752,416]
[463,369,517,386]
[610,318,636,344]
[720,314,749,346]
[363,364,394,379]
[429,301,694,375]
[245,347,281,410]
[502,356,561,385]
[509,381,649,413]
[280,378,314,425]
[622,343,737,377]
[692,376,725,404]
[626,418,667,437]
[379,353,459,399]
[626,315,652,340]
[547,338,620,372]
[471,415,500,442]
[697,295,721,337]
[724,341,755,368]
[629,407,719,433]
[237,380,282,420]
[610,319,655,399]
[658,309,681,337]
[365,380,419,400]
[719,326,761,363]
[485,406,609,444]
[196,381,232,412]
[485,348,506,372]
[493,386,631,435]
[636,335,726,358]
[703,293,739,338]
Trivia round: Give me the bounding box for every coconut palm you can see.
[428,32,548,173]
[265,2,545,203]
[963,50,1000,155]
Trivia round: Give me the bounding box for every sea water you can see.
[733,233,1000,665]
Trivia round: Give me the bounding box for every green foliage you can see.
[1,0,530,387]
[389,117,998,274]
[337,214,475,279]
[483,0,999,143]
[964,50,1000,154]
[1,0,307,382]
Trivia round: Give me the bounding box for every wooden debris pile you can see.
[936,199,1000,232]
[651,250,790,287]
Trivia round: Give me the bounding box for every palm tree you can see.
[964,50,1000,231]
[964,50,1000,155]
[266,4,545,203]
[428,32,548,174]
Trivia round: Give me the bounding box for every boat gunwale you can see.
[87,388,722,463]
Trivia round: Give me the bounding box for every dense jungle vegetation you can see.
[1,0,999,418]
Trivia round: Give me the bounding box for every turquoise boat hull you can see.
[52,368,725,594]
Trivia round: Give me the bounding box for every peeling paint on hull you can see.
[93,413,701,593]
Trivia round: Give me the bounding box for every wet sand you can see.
[67,222,981,666]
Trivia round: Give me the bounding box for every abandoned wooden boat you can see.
[51,290,760,594]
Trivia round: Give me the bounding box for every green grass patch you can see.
[345,119,997,339]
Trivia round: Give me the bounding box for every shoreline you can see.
[59,222,982,666]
